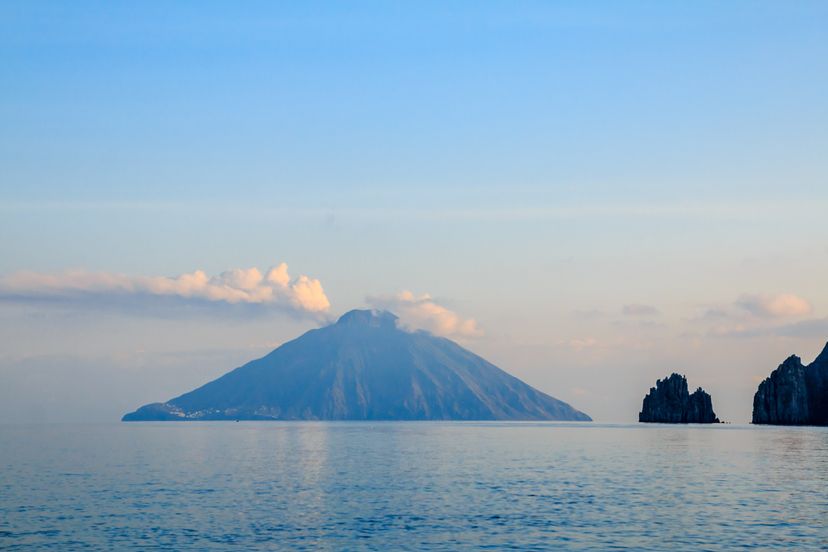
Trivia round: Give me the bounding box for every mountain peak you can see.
[336,309,398,329]
[782,354,803,367]
[122,307,591,422]
[813,342,828,365]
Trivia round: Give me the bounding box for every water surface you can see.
[1,422,827,550]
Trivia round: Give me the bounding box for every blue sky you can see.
[1,1,827,422]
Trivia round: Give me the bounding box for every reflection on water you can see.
[1,423,827,550]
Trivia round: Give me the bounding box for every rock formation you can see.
[123,309,591,422]
[639,373,719,423]
[752,342,828,426]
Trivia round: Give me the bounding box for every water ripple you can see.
[0,422,827,550]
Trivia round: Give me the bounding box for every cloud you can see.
[774,317,828,338]
[735,293,812,318]
[698,293,819,339]
[718,317,828,339]
[621,304,660,317]
[694,292,815,337]
[696,307,731,321]
[570,309,605,320]
[0,263,330,315]
[366,291,482,338]
[568,337,600,351]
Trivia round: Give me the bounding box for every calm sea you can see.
[1,422,827,550]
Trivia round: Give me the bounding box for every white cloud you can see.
[696,293,817,339]
[570,309,605,320]
[568,337,600,351]
[621,304,660,317]
[0,262,330,315]
[715,317,828,339]
[735,293,812,318]
[366,291,482,338]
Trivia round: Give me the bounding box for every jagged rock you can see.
[752,342,828,426]
[639,373,719,423]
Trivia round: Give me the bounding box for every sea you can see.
[1,422,827,550]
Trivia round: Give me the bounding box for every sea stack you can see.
[752,342,828,426]
[639,373,719,423]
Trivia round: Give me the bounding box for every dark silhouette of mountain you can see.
[639,373,719,423]
[123,309,591,422]
[752,342,828,426]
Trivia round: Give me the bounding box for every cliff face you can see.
[639,373,719,423]
[805,345,828,424]
[686,388,719,424]
[752,356,810,425]
[753,343,828,426]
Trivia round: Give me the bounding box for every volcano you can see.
[123,309,590,421]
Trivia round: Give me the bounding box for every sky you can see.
[1,1,827,423]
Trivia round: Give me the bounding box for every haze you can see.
[1,1,827,423]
